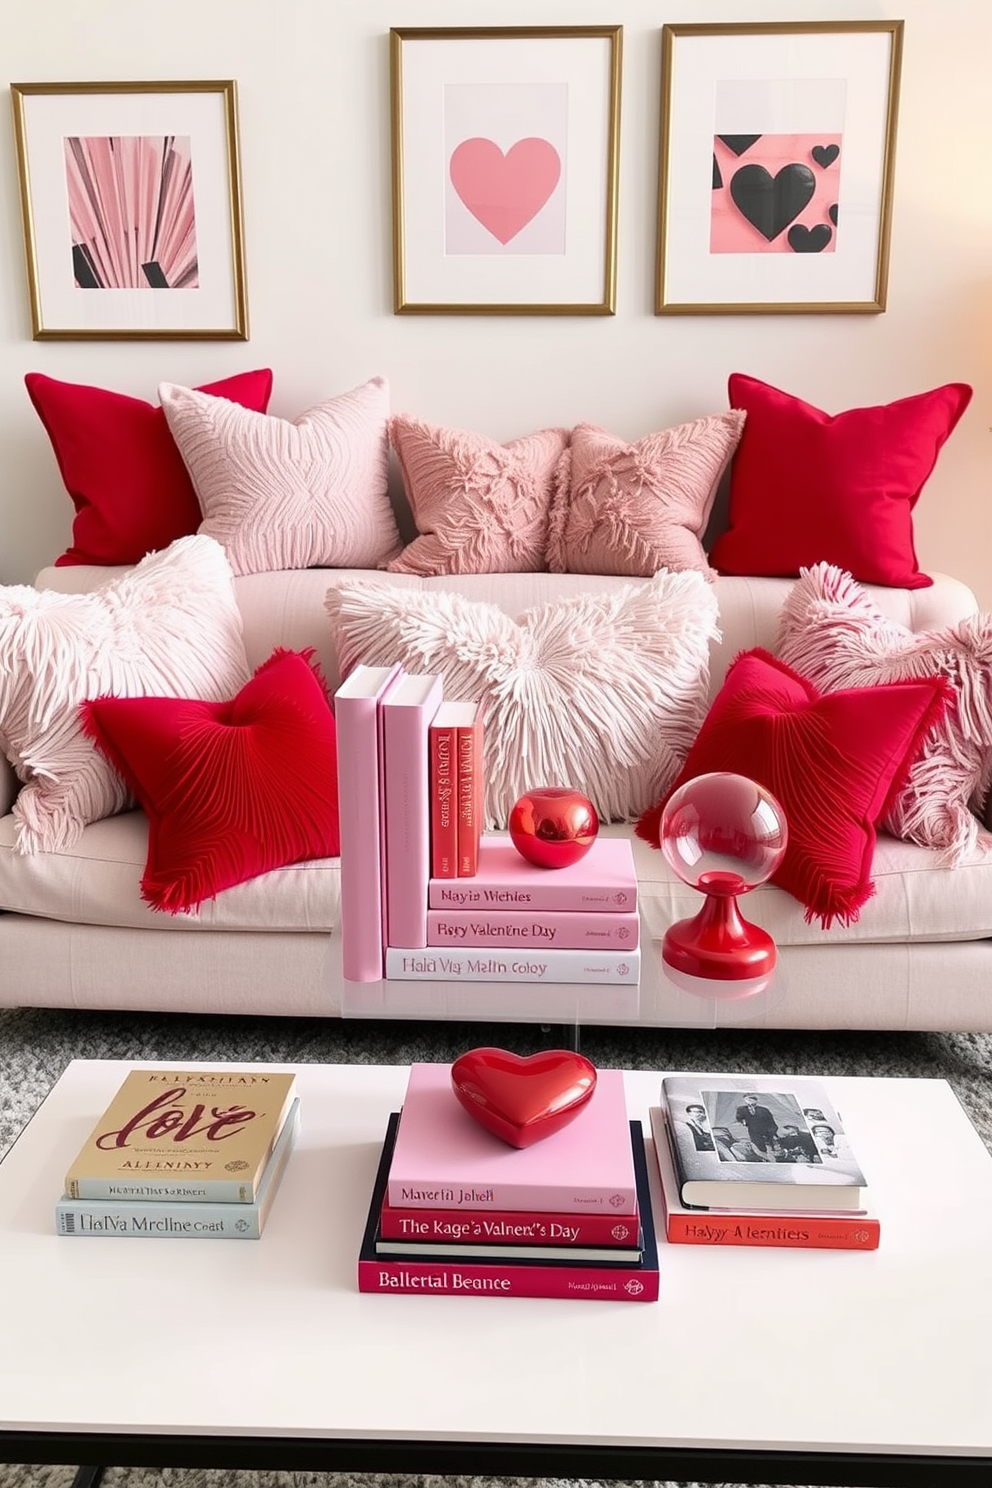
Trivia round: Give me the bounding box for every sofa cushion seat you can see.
[621,824,992,947]
[3,807,990,950]
[0,810,339,933]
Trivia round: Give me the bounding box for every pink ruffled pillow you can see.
[385,415,569,576]
[777,562,992,864]
[546,411,745,578]
[160,376,402,577]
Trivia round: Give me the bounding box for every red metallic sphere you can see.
[508,787,599,869]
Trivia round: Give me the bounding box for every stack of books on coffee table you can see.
[55,1068,299,1240]
[651,1073,879,1250]
[358,1061,659,1300]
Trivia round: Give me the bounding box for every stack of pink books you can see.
[334,664,641,987]
[358,1062,659,1301]
[386,834,642,985]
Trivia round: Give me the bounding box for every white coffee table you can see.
[2,1060,991,1487]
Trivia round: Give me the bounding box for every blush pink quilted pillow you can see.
[546,411,746,578]
[777,562,992,864]
[385,415,569,576]
[160,376,402,577]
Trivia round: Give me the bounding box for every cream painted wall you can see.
[1,1,990,600]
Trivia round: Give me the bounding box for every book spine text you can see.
[385,946,640,986]
[426,908,640,950]
[429,720,458,879]
[358,1257,657,1301]
[378,1204,641,1246]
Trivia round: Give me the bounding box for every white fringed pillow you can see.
[160,376,402,576]
[0,535,250,854]
[777,562,992,863]
[325,571,720,827]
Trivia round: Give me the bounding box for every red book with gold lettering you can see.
[63,1068,297,1203]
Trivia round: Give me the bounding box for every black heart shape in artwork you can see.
[717,134,762,157]
[829,203,839,226]
[811,144,840,169]
[730,163,816,242]
[787,223,833,253]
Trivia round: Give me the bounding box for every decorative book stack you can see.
[651,1073,879,1250]
[55,1069,299,1240]
[387,835,641,986]
[334,664,640,986]
[358,1061,659,1300]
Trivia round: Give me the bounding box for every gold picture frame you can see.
[10,79,249,340]
[655,21,903,315]
[390,26,622,315]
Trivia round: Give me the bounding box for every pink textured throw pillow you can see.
[385,415,569,576]
[159,376,402,576]
[546,412,745,578]
[0,535,250,855]
[777,563,992,863]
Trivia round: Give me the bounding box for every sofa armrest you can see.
[0,755,18,818]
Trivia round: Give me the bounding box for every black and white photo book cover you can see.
[661,1073,868,1211]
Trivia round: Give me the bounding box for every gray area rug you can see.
[4,1002,991,1488]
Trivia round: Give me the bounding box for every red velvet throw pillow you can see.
[81,648,339,913]
[634,648,950,927]
[709,374,973,589]
[26,368,274,567]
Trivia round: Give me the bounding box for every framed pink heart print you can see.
[390,27,622,315]
[655,21,903,315]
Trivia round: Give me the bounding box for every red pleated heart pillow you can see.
[81,648,339,913]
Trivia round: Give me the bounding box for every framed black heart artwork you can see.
[655,21,903,315]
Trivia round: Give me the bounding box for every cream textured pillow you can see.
[546,412,746,578]
[0,535,250,854]
[385,416,569,576]
[777,562,992,863]
[325,572,720,827]
[160,376,402,576]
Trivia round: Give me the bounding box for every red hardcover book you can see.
[382,672,444,950]
[386,1062,636,1213]
[378,1198,641,1251]
[359,1113,659,1301]
[455,704,483,876]
[429,834,637,912]
[649,1106,880,1251]
[334,663,404,981]
[428,702,471,879]
[426,907,640,950]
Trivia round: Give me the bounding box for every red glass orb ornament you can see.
[451,1047,598,1148]
[659,772,787,989]
[508,786,599,869]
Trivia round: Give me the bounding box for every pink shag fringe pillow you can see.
[384,415,569,576]
[546,411,745,579]
[777,562,992,864]
[326,570,719,828]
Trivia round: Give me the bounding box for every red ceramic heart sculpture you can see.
[450,1047,597,1149]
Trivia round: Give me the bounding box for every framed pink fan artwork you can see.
[390,26,622,315]
[10,80,248,340]
[655,21,903,315]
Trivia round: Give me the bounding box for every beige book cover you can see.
[65,1069,297,1203]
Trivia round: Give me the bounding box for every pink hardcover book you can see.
[334,663,404,982]
[428,702,464,879]
[360,1112,658,1301]
[382,673,444,949]
[428,835,637,912]
[426,907,640,950]
[386,1063,636,1213]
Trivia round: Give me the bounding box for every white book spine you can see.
[384,946,640,985]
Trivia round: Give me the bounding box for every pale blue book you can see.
[55,1098,300,1239]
